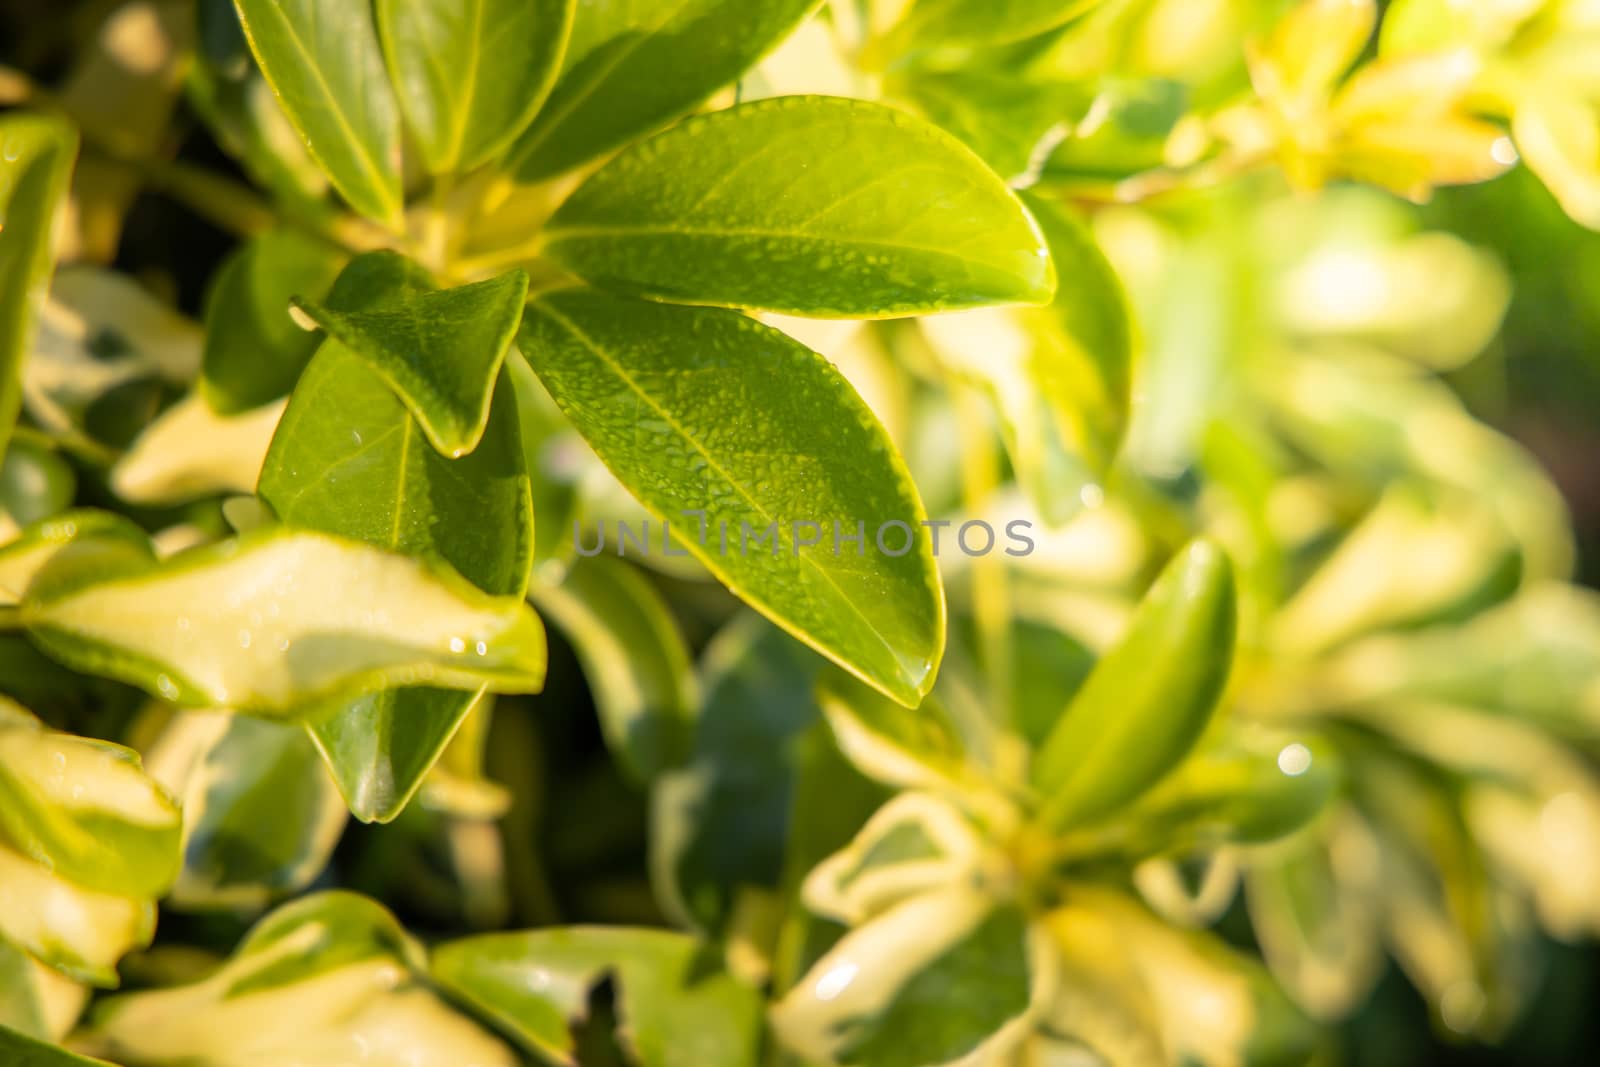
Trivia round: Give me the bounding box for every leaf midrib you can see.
[543,225,1037,284]
[532,299,920,695]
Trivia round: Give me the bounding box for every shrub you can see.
[2,1,1600,1065]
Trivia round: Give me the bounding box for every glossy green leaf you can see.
[233,0,404,225]
[145,711,346,910]
[540,97,1055,318]
[86,892,519,1067]
[0,1024,117,1067]
[773,888,1041,1067]
[291,269,529,458]
[261,252,536,822]
[432,927,763,1067]
[650,613,822,933]
[1032,540,1238,831]
[1059,730,1340,862]
[21,528,547,714]
[0,115,77,467]
[201,229,346,414]
[507,350,582,569]
[0,704,181,899]
[891,70,1087,185]
[878,0,1103,53]
[506,0,821,182]
[188,2,333,218]
[532,557,695,783]
[520,287,944,706]
[377,0,573,173]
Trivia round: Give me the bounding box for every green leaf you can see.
[109,392,285,506]
[1043,78,1191,183]
[0,703,162,987]
[290,269,529,458]
[877,0,1103,53]
[0,841,155,987]
[1032,540,1238,831]
[145,712,346,910]
[376,0,573,173]
[232,0,403,225]
[0,512,148,606]
[1267,353,1572,582]
[0,705,181,899]
[223,890,422,983]
[1342,752,1520,1034]
[261,254,535,821]
[802,792,984,927]
[506,0,822,182]
[0,939,83,1042]
[987,616,1095,749]
[815,669,975,792]
[1044,887,1320,1067]
[891,70,1087,185]
[507,350,582,569]
[24,266,201,453]
[21,528,547,714]
[650,613,822,933]
[0,1024,118,1067]
[1273,485,1522,657]
[540,96,1055,318]
[1245,827,1384,1021]
[0,115,77,467]
[87,891,519,1067]
[432,927,764,1067]
[201,229,346,414]
[1315,583,1600,734]
[520,287,944,706]
[531,558,695,783]
[773,889,1041,1067]
[1020,192,1134,474]
[921,195,1132,526]
[1059,729,1340,861]
[188,3,334,218]
[0,441,75,536]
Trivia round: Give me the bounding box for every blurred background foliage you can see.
[5,0,1600,1063]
